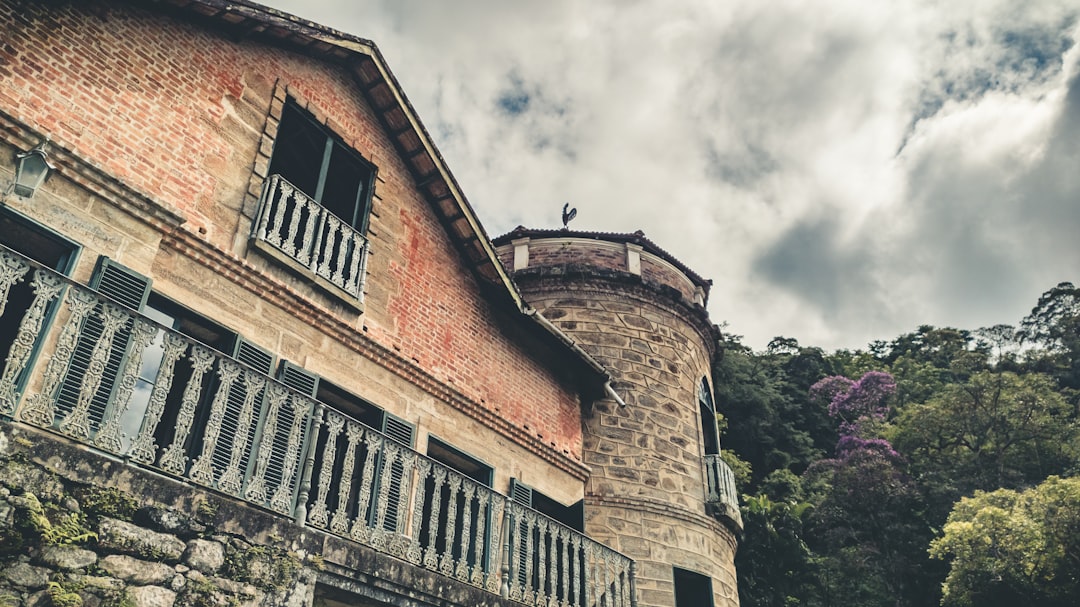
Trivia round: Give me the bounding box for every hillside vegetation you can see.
[721,282,1080,607]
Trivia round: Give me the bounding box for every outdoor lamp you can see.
[12,140,55,198]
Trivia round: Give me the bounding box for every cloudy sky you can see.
[264,0,1079,351]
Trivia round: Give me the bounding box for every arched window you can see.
[698,378,720,455]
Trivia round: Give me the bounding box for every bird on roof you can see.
[562,203,577,229]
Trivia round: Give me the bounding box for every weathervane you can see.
[561,203,577,229]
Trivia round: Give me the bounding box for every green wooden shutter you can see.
[509,478,534,506]
[509,478,535,587]
[378,412,415,532]
[207,338,275,488]
[55,257,151,429]
[382,413,415,446]
[256,361,319,509]
[278,361,319,397]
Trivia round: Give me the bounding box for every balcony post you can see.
[629,560,638,607]
[500,495,511,599]
[294,402,324,525]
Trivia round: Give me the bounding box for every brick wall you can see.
[0,0,584,465]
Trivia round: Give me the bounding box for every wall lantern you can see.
[12,140,56,198]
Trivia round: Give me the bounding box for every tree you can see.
[930,476,1080,607]
[715,339,835,486]
[1020,282,1080,391]
[737,492,820,607]
[890,371,1078,509]
[802,372,937,607]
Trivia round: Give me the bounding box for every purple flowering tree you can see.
[810,371,896,437]
[803,371,930,606]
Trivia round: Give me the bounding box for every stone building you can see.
[0,1,740,607]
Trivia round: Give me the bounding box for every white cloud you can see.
[264,0,1080,351]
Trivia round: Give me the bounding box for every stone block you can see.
[40,545,98,570]
[98,518,185,563]
[99,555,176,585]
[134,505,207,538]
[2,562,50,589]
[126,585,177,607]
[184,539,225,574]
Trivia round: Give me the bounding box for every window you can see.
[269,102,375,233]
[289,368,417,533]
[0,206,79,412]
[509,479,585,603]
[698,378,719,455]
[124,293,238,457]
[253,100,376,299]
[0,207,80,271]
[674,567,714,607]
[510,480,583,532]
[421,438,493,573]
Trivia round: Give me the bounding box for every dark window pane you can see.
[321,145,367,228]
[0,211,77,271]
[674,568,714,607]
[269,103,327,198]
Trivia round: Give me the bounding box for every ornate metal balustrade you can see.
[253,174,369,299]
[0,246,317,517]
[504,500,634,607]
[304,405,636,607]
[704,453,740,515]
[0,245,635,607]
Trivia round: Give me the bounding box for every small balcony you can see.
[252,174,369,301]
[704,454,743,532]
[0,244,634,607]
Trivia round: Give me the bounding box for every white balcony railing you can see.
[704,453,740,516]
[0,245,634,607]
[253,174,369,299]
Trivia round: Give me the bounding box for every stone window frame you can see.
[673,566,715,607]
[243,83,378,311]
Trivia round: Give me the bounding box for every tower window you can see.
[699,378,720,455]
[674,567,714,607]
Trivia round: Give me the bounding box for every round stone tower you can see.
[494,227,742,607]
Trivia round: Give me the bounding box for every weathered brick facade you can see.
[0,0,585,476]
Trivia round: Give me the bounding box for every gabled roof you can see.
[494,226,714,296]
[146,0,610,392]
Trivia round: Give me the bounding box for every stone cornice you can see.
[514,269,721,360]
[584,493,739,552]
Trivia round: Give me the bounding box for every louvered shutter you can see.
[509,478,535,588]
[255,361,319,509]
[377,413,415,532]
[205,338,274,490]
[55,258,151,429]
[509,479,534,506]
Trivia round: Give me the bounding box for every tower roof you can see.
[494,226,713,296]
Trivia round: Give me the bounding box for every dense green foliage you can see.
[929,476,1080,607]
[721,282,1080,607]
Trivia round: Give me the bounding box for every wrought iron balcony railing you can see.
[252,174,369,299]
[0,245,634,607]
[704,453,741,521]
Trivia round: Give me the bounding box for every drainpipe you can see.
[604,381,627,408]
